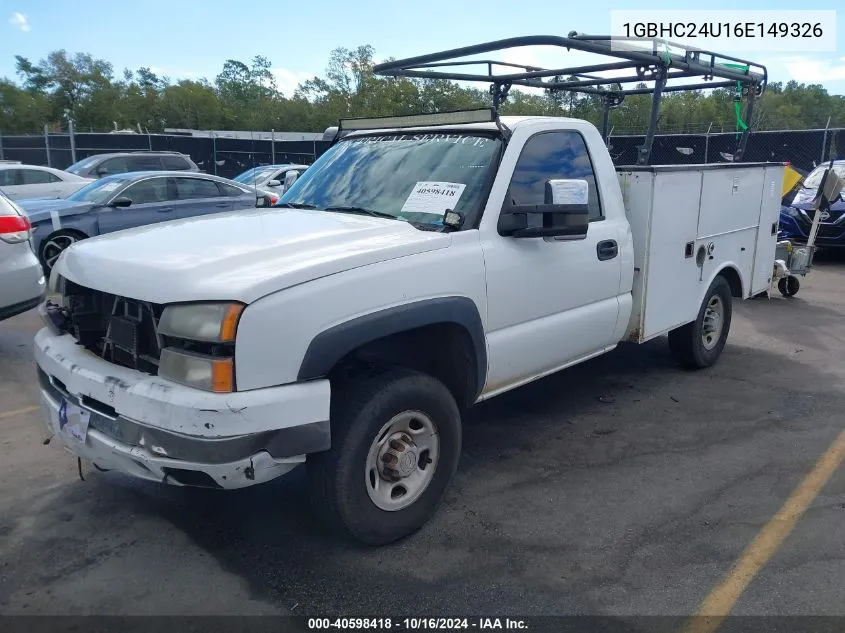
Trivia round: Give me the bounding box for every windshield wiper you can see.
[324,205,398,220]
[277,202,317,209]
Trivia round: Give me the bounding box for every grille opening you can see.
[53,376,68,393]
[60,279,165,375]
[162,468,222,489]
[80,395,117,418]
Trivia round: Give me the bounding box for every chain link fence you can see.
[0,125,842,178]
[0,130,330,180]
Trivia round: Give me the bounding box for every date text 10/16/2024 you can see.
[307,618,528,630]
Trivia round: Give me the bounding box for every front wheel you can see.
[39,230,85,275]
[668,276,733,369]
[307,368,462,546]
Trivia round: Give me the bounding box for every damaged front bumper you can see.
[33,327,331,490]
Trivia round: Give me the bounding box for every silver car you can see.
[232,163,309,198]
[0,191,45,321]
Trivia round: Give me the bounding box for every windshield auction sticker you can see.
[401,182,467,215]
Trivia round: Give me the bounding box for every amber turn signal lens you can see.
[219,304,244,342]
[211,358,234,393]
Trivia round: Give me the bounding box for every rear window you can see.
[217,182,247,197]
[175,177,220,199]
[128,156,164,171]
[20,169,60,184]
[0,170,16,186]
[162,155,191,170]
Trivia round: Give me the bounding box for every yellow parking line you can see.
[0,405,40,420]
[684,429,845,633]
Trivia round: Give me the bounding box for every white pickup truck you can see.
[34,109,784,545]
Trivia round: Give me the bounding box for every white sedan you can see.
[0,163,94,201]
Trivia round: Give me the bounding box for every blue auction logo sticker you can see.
[58,400,68,430]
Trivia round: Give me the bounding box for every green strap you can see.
[724,62,750,136]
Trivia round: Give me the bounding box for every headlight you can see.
[159,348,234,393]
[158,302,244,342]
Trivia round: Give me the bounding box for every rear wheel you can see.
[307,368,461,546]
[668,275,733,369]
[39,230,86,275]
[778,276,800,297]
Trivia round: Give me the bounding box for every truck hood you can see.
[18,199,94,223]
[56,208,451,303]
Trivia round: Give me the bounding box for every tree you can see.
[0,45,843,134]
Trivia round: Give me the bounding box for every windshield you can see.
[67,177,131,204]
[803,164,845,190]
[278,132,502,227]
[65,156,100,176]
[233,166,279,184]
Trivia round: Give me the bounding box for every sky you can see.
[1,0,844,101]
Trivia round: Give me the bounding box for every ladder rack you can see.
[373,34,767,164]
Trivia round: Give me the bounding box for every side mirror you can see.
[498,178,590,239]
[109,196,132,208]
[266,179,282,188]
[96,168,109,177]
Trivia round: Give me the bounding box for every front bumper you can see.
[778,213,845,247]
[34,327,331,489]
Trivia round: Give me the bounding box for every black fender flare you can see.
[297,296,487,401]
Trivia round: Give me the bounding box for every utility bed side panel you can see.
[618,163,783,343]
[698,167,766,238]
[633,170,705,340]
[750,165,786,295]
[617,170,654,340]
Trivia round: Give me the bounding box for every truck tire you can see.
[777,276,800,297]
[307,367,462,546]
[668,275,733,369]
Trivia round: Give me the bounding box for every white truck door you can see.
[479,127,624,396]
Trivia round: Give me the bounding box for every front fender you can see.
[297,296,487,399]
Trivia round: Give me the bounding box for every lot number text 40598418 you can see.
[307,618,529,630]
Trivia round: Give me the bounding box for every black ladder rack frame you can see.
[372,34,767,164]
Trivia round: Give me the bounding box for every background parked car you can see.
[233,163,308,198]
[0,190,45,321]
[779,160,845,248]
[18,171,267,273]
[64,151,200,179]
[0,164,94,201]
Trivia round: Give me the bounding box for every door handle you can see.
[597,239,618,261]
[215,202,229,207]
[157,207,174,213]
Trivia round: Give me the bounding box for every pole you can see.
[271,129,275,163]
[601,98,611,144]
[704,122,713,164]
[638,69,667,165]
[0,130,4,161]
[68,119,77,164]
[44,124,52,167]
[820,116,832,164]
[212,132,218,175]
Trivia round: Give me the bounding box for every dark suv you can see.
[65,151,200,179]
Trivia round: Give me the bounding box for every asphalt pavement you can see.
[1,258,844,619]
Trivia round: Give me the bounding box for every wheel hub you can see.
[379,432,419,480]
